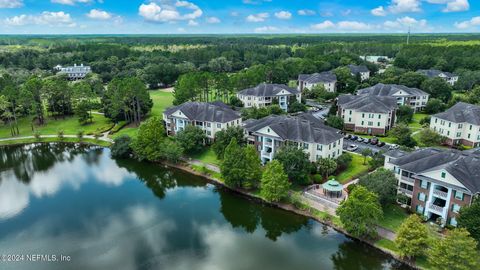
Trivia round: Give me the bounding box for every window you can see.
[368,121,373,126]
[448,122,451,128]
[217,123,221,128]
[450,217,458,227]
[317,144,322,151]
[452,204,461,213]
[333,142,336,147]
[207,131,211,136]
[416,205,424,214]
[456,132,461,138]
[207,122,211,128]
[441,171,446,178]
[361,121,364,125]
[459,124,463,129]
[378,115,381,119]
[418,193,427,202]
[454,191,464,201]
[377,122,381,127]
[420,180,428,189]
[349,110,352,115]
[303,143,309,149]
[362,113,365,118]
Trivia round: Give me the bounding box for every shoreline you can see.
[165,160,420,270]
[0,141,419,269]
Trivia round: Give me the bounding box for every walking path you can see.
[0,132,113,143]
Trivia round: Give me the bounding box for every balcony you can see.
[397,187,413,197]
[400,176,415,184]
[429,203,445,215]
[433,189,448,199]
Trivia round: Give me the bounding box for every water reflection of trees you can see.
[114,157,208,200]
[0,143,98,184]
[332,240,411,270]
[219,190,309,241]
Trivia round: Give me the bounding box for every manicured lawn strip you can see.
[336,154,371,184]
[375,239,400,254]
[188,147,220,166]
[0,137,111,147]
[0,114,113,139]
[190,164,223,181]
[359,134,397,144]
[377,204,409,233]
[111,127,139,139]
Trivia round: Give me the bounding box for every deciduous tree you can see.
[260,160,291,202]
[358,168,397,205]
[395,214,429,259]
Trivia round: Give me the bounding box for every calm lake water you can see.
[0,144,411,270]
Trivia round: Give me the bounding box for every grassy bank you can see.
[0,137,112,147]
[0,114,113,139]
[336,154,371,183]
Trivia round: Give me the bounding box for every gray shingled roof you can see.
[164,102,240,123]
[433,102,480,125]
[384,149,408,158]
[391,148,480,193]
[238,83,299,97]
[417,69,455,78]
[244,114,342,145]
[357,83,428,97]
[348,64,369,75]
[298,71,337,84]
[337,94,398,113]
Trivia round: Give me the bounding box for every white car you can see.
[347,144,358,151]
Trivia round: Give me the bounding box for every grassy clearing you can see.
[0,114,113,139]
[410,113,429,131]
[190,164,222,180]
[0,137,111,147]
[150,90,175,117]
[188,147,220,166]
[377,204,409,233]
[336,154,371,184]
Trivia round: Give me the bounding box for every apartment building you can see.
[347,64,370,81]
[244,113,343,163]
[356,83,429,112]
[54,64,91,80]
[417,69,459,86]
[163,101,242,141]
[337,94,397,135]
[385,148,480,227]
[297,71,337,93]
[430,102,480,147]
[237,83,301,112]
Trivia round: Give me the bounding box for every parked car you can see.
[351,135,358,141]
[344,134,352,140]
[389,144,399,150]
[347,144,358,151]
[363,138,371,144]
[378,142,386,147]
[370,137,379,145]
[357,138,363,143]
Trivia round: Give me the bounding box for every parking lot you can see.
[342,134,397,154]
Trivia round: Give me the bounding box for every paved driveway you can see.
[343,137,391,154]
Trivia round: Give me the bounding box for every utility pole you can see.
[407,27,411,45]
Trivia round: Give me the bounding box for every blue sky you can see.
[0,0,478,34]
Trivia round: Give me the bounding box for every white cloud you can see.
[254,26,278,33]
[384,16,427,28]
[454,16,480,29]
[188,19,198,26]
[243,0,271,4]
[274,11,291,20]
[310,20,335,30]
[246,12,269,22]
[297,9,315,16]
[51,0,92,5]
[206,16,220,23]
[138,1,203,23]
[86,9,112,20]
[388,0,422,13]
[5,11,76,27]
[337,21,372,31]
[371,6,387,16]
[442,0,469,12]
[311,20,372,31]
[0,0,23,8]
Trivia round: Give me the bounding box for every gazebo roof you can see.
[322,179,343,192]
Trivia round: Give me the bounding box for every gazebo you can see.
[322,179,344,198]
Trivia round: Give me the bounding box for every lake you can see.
[0,143,411,270]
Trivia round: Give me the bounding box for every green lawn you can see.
[360,134,397,144]
[0,114,114,139]
[377,204,409,233]
[188,147,220,166]
[336,154,371,184]
[111,90,174,140]
[0,137,111,147]
[150,90,175,117]
[375,238,400,254]
[410,113,430,131]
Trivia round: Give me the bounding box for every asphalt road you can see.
[342,136,392,154]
